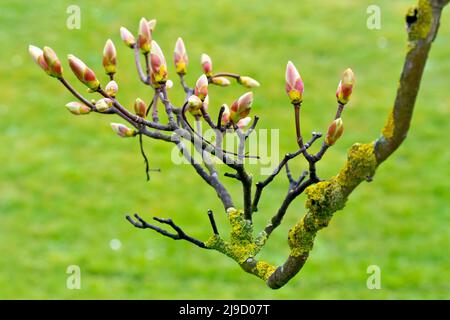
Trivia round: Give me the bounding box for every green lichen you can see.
[407,0,433,45]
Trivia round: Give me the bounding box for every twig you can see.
[133,44,150,85]
[126,214,206,248]
[207,210,219,235]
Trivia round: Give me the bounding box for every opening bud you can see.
[150,40,167,84]
[95,98,113,112]
[103,39,117,75]
[194,74,208,101]
[138,18,152,54]
[336,68,355,105]
[68,54,100,90]
[285,61,304,104]
[120,27,136,48]
[325,118,344,146]
[174,37,188,75]
[230,92,253,123]
[201,53,212,76]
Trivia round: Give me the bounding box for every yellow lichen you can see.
[252,261,276,281]
[382,110,395,140]
[407,0,433,43]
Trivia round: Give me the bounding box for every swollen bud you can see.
[174,37,188,75]
[120,27,136,48]
[230,92,253,123]
[105,80,118,97]
[201,53,212,76]
[43,46,63,78]
[95,98,113,112]
[211,76,230,87]
[111,123,136,137]
[102,39,117,75]
[65,102,91,115]
[138,18,152,54]
[336,68,355,105]
[134,97,147,117]
[238,76,260,88]
[188,95,202,112]
[285,61,304,104]
[325,118,344,146]
[29,45,50,75]
[150,40,167,84]
[68,54,100,90]
[194,74,208,101]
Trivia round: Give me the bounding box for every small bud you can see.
[65,102,91,115]
[325,118,344,146]
[230,92,253,123]
[147,19,157,32]
[238,76,260,88]
[120,27,136,48]
[105,80,118,97]
[336,68,355,105]
[211,76,231,87]
[188,95,202,111]
[201,53,212,76]
[43,46,63,78]
[285,61,304,104]
[150,40,167,84]
[174,37,188,75]
[194,74,208,101]
[29,45,50,75]
[220,104,231,126]
[138,18,152,54]
[166,79,174,89]
[68,54,100,90]
[134,97,147,117]
[237,116,252,129]
[102,39,117,75]
[95,98,113,112]
[111,123,136,137]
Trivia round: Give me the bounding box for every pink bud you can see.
[134,98,147,118]
[325,118,344,146]
[68,54,100,90]
[29,45,50,75]
[238,76,260,88]
[285,61,304,104]
[150,40,167,84]
[230,92,253,123]
[120,27,136,48]
[65,102,91,115]
[237,116,252,129]
[138,18,152,54]
[111,123,136,137]
[105,80,118,96]
[211,76,231,87]
[174,37,188,75]
[43,46,63,78]
[194,74,208,101]
[103,39,117,75]
[336,68,355,105]
[201,53,212,76]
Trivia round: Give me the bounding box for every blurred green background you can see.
[0,0,448,299]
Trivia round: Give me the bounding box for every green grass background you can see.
[0,0,448,299]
